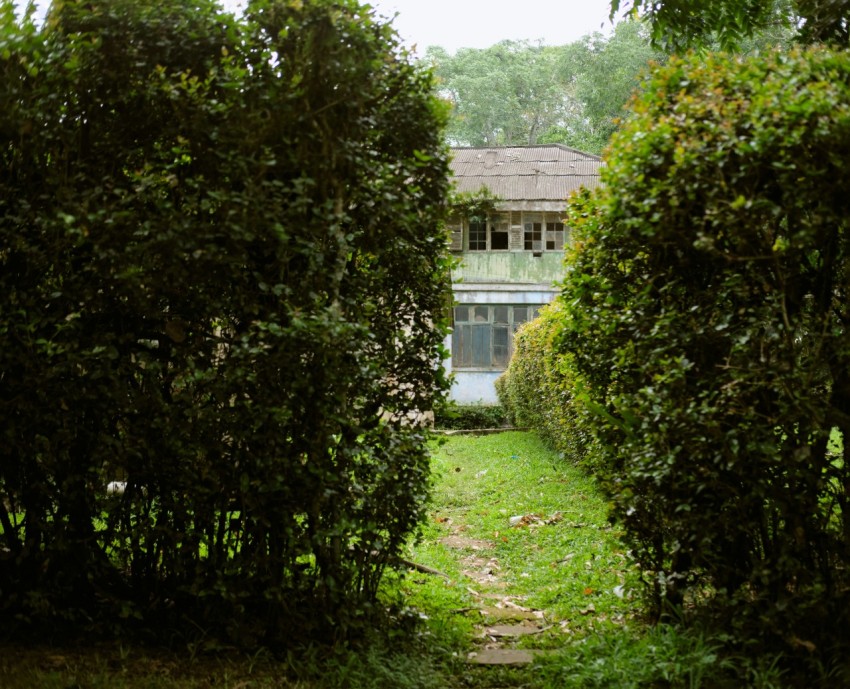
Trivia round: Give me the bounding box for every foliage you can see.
[610,0,849,51]
[425,40,574,147]
[495,305,596,465]
[0,0,452,645]
[1,432,832,688]
[541,21,664,154]
[447,186,501,223]
[433,403,507,430]
[426,24,660,155]
[557,46,850,673]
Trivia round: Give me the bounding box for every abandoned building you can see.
[445,144,603,404]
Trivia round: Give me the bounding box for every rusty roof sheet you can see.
[450,144,602,201]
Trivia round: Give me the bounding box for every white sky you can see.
[367,0,619,54]
[20,0,620,54]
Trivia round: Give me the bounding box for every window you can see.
[469,215,508,251]
[466,212,567,252]
[490,214,509,250]
[546,221,565,250]
[452,304,543,370]
[524,214,543,251]
[468,219,487,251]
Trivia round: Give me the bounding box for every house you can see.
[445,144,602,404]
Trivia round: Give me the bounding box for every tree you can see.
[541,21,662,153]
[558,47,850,668]
[427,25,660,155]
[610,0,849,50]
[426,40,575,146]
[0,0,452,645]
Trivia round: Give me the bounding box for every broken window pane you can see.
[546,221,565,251]
[490,215,509,250]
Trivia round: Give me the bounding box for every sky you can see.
[19,0,620,54]
[367,0,620,54]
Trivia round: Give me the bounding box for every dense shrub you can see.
[0,0,451,645]
[495,305,594,463]
[433,404,507,430]
[558,47,850,668]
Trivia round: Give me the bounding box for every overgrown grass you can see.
[0,432,795,688]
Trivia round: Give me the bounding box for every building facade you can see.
[446,144,602,404]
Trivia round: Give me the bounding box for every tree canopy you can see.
[611,0,849,50]
[426,21,661,154]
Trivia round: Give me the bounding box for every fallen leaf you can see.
[583,587,594,595]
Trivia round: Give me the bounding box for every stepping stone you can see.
[484,623,546,637]
[480,606,541,621]
[467,648,536,665]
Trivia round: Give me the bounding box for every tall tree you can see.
[427,25,659,155]
[427,40,574,146]
[542,21,662,153]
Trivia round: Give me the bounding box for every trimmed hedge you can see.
[495,304,595,464]
[558,46,850,670]
[0,0,451,645]
[434,404,508,430]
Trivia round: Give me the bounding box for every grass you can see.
[0,431,793,689]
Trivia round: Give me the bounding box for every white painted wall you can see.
[449,371,503,405]
[445,284,558,405]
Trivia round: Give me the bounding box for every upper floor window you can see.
[468,213,509,252]
[462,211,567,252]
[469,219,487,251]
[524,220,542,251]
[546,221,565,250]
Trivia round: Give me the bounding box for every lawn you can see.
[0,431,789,688]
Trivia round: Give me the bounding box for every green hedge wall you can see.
[495,304,595,465]
[558,47,850,670]
[0,0,451,646]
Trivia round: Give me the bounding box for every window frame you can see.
[451,304,542,371]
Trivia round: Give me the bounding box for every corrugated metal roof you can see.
[450,144,602,201]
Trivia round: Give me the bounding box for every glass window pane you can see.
[471,326,491,367]
[455,306,469,322]
[469,221,486,251]
[474,306,489,322]
[492,326,509,368]
[494,306,509,323]
[452,324,471,367]
[513,307,528,323]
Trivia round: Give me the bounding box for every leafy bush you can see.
[433,404,507,430]
[557,46,850,669]
[496,304,595,464]
[0,0,451,645]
